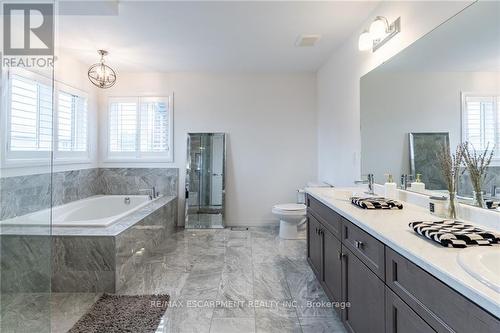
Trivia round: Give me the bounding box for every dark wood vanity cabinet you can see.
[385,287,435,333]
[307,210,343,315]
[322,227,342,315]
[342,246,385,333]
[306,213,323,278]
[306,194,500,333]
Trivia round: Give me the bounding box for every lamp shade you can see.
[358,31,372,51]
[369,17,387,41]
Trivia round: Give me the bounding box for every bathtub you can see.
[0,195,153,227]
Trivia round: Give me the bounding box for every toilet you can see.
[273,182,331,239]
[272,203,307,239]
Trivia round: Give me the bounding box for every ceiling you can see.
[372,1,500,73]
[56,1,379,72]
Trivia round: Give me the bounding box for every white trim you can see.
[1,68,92,169]
[461,91,500,166]
[103,95,174,163]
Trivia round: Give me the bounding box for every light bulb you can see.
[370,17,387,41]
[358,31,372,51]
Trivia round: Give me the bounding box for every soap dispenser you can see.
[384,174,397,199]
[410,174,426,193]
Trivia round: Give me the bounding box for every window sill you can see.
[2,158,92,169]
[102,157,174,164]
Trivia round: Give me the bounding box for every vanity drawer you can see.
[385,287,435,333]
[386,248,500,333]
[342,219,385,280]
[306,195,342,239]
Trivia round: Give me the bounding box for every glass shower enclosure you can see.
[185,133,226,229]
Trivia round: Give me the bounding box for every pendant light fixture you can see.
[88,50,117,89]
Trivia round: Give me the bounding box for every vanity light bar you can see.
[373,17,401,52]
[358,16,401,52]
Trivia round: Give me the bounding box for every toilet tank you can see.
[297,181,332,203]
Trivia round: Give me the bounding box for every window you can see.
[107,97,173,161]
[462,93,500,165]
[8,74,53,153]
[3,71,89,165]
[57,91,88,153]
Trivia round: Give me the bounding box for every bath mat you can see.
[68,293,169,333]
[409,220,500,248]
[351,197,403,210]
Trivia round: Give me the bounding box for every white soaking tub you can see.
[0,195,152,227]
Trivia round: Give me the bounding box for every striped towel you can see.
[351,197,403,210]
[409,220,500,248]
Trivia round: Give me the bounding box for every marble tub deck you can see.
[1,226,346,333]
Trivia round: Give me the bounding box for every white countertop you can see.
[305,187,500,318]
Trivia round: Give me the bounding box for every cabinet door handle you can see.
[337,251,346,260]
[355,240,364,249]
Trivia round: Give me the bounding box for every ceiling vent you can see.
[295,34,321,47]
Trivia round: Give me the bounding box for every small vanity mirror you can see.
[185,133,226,228]
[361,1,499,210]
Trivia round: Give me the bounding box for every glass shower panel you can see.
[185,133,226,229]
[0,3,55,331]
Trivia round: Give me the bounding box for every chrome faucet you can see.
[355,174,375,195]
[139,186,158,200]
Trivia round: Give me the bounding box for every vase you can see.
[472,191,485,208]
[447,192,458,219]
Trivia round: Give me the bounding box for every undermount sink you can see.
[458,246,500,292]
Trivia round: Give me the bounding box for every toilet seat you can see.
[272,203,306,215]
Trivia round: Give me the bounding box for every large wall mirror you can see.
[185,133,226,228]
[361,1,499,210]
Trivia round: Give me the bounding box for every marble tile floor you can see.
[185,213,224,229]
[1,226,346,333]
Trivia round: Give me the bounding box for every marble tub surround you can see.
[51,197,177,293]
[115,198,177,292]
[0,168,100,220]
[2,196,176,293]
[0,167,178,221]
[305,187,500,318]
[99,167,178,197]
[52,236,116,293]
[1,195,176,237]
[0,235,51,293]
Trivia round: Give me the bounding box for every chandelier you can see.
[88,50,117,89]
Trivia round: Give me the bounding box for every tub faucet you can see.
[355,174,375,195]
[139,186,157,200]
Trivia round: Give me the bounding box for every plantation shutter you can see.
[463,95,499,157]
[9,75,53,151]
[109,101,138,152]
[140,100,169,152]
[57,91,88,152]
[108,98,171,156]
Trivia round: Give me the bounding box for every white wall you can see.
[98,72,317,226]
[317,1,473,186]
[361,71,499,183]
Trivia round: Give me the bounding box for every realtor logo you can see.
[3,3,54,56]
